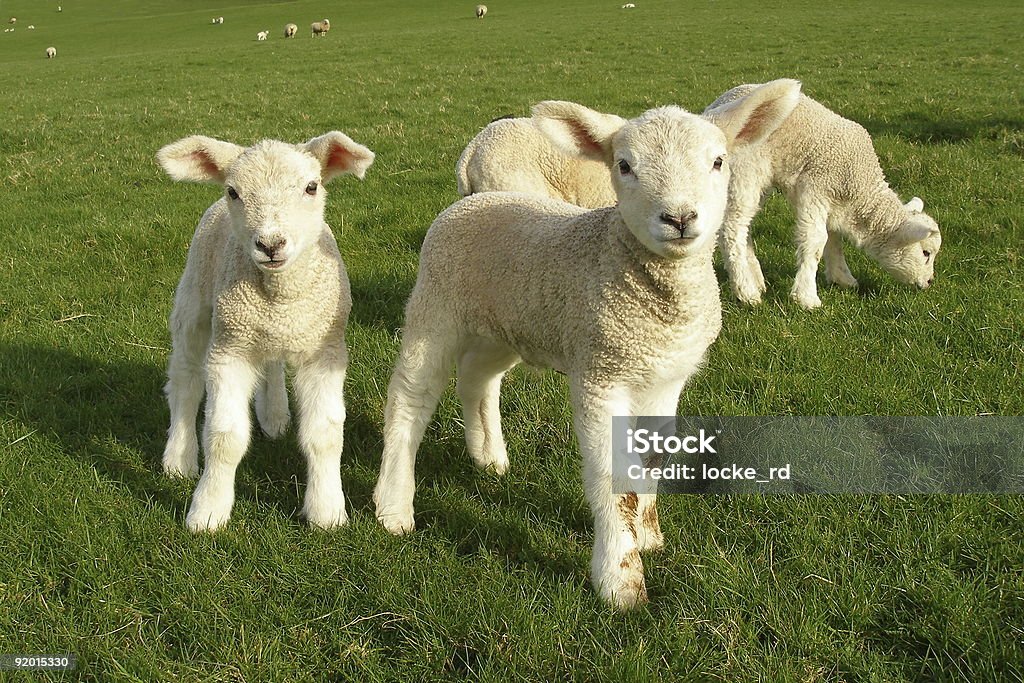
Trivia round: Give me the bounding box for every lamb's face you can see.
[611,107,730,259]
[223,142,327,273]
[874,210,942,289]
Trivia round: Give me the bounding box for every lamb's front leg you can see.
[186,354,259,532]
[294,348,348,529]
[790,198,830,309]
[572,381,647,610]
[629,381,684,553]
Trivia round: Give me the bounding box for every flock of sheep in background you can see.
[155,67,941,609]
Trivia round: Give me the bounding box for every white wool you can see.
[705,83,942,309]
[156,132,374,533]
[374,80,801,610]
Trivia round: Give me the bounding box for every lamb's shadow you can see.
[861,111,1024,147]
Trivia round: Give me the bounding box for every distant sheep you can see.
[284,23,297,38]
[704,83,942,309]
[211,16,224,25]
[257,30,268,41]
[622,3,636,7]
[28,25,35,29]
[58,6,62,12]
[311,18,330,37]
[46,46,56,58]
[8,17,15,24]
[157,131,375,532]
[476,5,487,18]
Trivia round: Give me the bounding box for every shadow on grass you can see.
[0,341,590,580]
[862,112,1024,147]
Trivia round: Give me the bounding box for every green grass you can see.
[1,0,1023,680]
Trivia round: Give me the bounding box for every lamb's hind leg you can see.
[294,346,348,529]
[373,330,458,534]
[254,360,290,438]
[456,339,519,475]
[823,231,858,289]
[163,306,211,478]
[790,196,830,309]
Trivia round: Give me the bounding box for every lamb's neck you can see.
[608,219,717,317]
[849,183,906,248]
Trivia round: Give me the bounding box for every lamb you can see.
[284,23,297,38]
[257,30,268,41]
[8,17,15,24]
[157,131,375,533]
[704,83,942,309]
[27,25,35,29]
[456,116,615,208]
[218,17,224,24]
[311,19,330,37]
[46,47,56,58]
[373,80,801,609]
[476,5,487,18]
[622,4,636,8]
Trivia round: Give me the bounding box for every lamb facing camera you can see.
[157,131,374,533]
[373,80,801,609]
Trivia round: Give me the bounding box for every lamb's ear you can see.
[904,196,925,213]
[892,217,934,247]
[303,132,375,181]
[157,136,245,184]
[531,100,627,162]
[704,78,801,148]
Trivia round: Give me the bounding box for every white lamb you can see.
[257,30,268,41]
[311,19,330,37]
[373,80,801,609]
[157,131,375,533]
[284,23,298,38]
[456,116,615,208]
[46,47,56,58]
[27,24,35,29]
[705,83,942,309]
[476,5,487,18]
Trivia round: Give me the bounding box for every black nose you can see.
[256,238,286,258]
[926,278,934,287]
[660,211,698,234]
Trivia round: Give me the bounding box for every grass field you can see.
[1,0,1022,680]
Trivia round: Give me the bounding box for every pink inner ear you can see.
[189,150,222,179]
[566,120,604,157]
[736,102,774,143]
[326,145,357,174]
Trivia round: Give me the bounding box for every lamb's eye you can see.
[713,156,724,171]
[226,186,239,200]
[617,159,632,175]
[923,250,931,260]
[305,181,318,196]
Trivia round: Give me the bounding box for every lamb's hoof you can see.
[185,504,231,533]
[473,451,509,476]
[305,505,349,530]
[732,280,764,306]
[257,412,291,439]
[635,526,664,553]
[162,450,199,478]
[377,511,415,535]
[827,272,859,290]
[595,556,649,611]
[792,290,822,310]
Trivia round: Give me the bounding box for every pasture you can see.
[1,0,1022,680]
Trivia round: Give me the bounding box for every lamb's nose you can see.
[256,238,287,258]
[660,211,698,234]
[926,278,934,287]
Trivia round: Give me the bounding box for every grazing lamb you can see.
[622,3,636,8]
[257,30,268,41]
[284,23,298,38]
[46,47,56,58]
[456,116,615,208]
[311,19,330,37]
[373,80,801,609]
[476,5,487,18]
[8,17,15,24]
[704,83,942,309]
[157,131,375,532]
[27,25,35,29]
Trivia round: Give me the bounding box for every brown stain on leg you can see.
[618,492,638,539]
